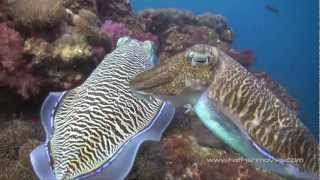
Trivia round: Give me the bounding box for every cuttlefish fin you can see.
[195,91,317,180]
[40,92,66,138]
[83,101,175,180]
[30,92,65,180]
[30,144,56,180]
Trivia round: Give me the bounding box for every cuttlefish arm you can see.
[130,44,319,179]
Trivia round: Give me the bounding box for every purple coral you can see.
[101,20,129,46]
[101,20,159,47]
[0,23,42,99]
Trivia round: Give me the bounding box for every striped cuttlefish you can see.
[130,44,319,180]
[30,37,175,180]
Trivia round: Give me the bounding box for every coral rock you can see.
[64,0,97,14]
[10,0,66,29]
[24,37,53,64]
[0,119,33,159]
[138,9,233,59]
[128,110,282,180]
[53,33,93,63]
[18,139,41,169]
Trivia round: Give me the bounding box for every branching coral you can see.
[10,0,66,29]
[0,23,42,98]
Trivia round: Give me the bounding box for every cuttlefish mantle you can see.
[30,37,175,180]
[129,44,319,180]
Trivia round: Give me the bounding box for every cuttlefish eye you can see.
[186,51,210,66]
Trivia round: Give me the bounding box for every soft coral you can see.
[0,23,42,98]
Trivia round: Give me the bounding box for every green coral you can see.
[53,33,92,63]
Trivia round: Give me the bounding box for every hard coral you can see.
[53,33,92,63]
[0,23,42,98]
[68,8,112,49]
[10,0,66,29]
[138,9,234,59]
[96,0,132,22]
[24,37,53,64]
[64,0,97,14]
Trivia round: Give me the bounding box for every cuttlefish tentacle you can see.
[130,44,319,179]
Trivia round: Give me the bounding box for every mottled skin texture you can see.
[130,44,319,176]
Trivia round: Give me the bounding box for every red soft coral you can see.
[0,23,42,98]
[0,23,24,71]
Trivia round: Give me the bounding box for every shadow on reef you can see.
[0,0,299,179]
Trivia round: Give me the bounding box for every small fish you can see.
[265,4,280,15]
[130,44,319,179]
[30,37,175,180]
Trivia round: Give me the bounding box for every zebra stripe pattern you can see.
[207,51,319,174]
[49,40,163,179]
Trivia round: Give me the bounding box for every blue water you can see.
[132,0,319,137]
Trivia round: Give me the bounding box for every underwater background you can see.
[132,0,319,137]
[0,0,318,179]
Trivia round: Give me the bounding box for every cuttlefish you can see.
[30,37,175,180]
[130,44,319,179]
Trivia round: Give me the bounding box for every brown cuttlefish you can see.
[130,44,319,179]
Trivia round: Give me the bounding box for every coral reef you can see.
[64,0,97,14]
[95,0,132,22]
[0,0,9,22]
[0,0,303,179]
[127,110,283,180]
[0,119,34,159]
[101,20,129,46]
[10,0,66,29]
[137,8,234,59]
[0,23,42,99]
[100,20,159,47]
[24,38,53,64]
[52,33,93,63]
[0,115,43,180]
